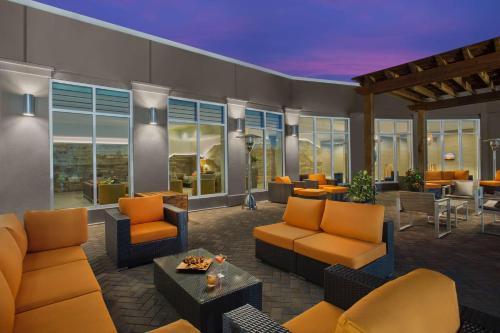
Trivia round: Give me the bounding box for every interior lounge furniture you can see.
[396,191,451,238]
[0,210,199,333]
[480,170,500,194]
[253,197,394,285]
[425,170,470,188]
[83,181,128,204]
[192,176,216,196]
[104,195,188,268]
[268,176,306,204]
[443,180,483,214]
[169,179,183,193]
[223,264,500,333]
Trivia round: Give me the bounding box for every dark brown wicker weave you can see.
[268,181,305,203]
[104,203,188,268]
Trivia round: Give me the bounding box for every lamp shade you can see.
[23,94,35,116]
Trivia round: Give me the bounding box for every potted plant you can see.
[401,169,424,192]
[347,170,376,204]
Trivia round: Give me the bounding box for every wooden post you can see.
[363,93,374,178]
[416,110,427,178]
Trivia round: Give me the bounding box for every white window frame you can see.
[245,108,285,191]
[167,96,228,198]
[299,116,351,183]
[49,79,134,210]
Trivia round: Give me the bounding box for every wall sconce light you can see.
[236,118,244,132]
[22,94,35,117]
[443,152,456,161]
[290,124,299,137]
[149,107,158,125]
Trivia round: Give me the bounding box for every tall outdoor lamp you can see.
[488,139,500,178]
[239,133,261,210]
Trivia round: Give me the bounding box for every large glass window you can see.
[168,98,226,197]
[245,109,284,190]
[51,81,131,209]
[427,119,480,179]
[374,119,413,182]
[299,116,350,183]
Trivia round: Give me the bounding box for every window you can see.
[427,119,480,179]
[299,116,350,183]
[374,119,413,182]
[168,98,226,197]
[245,109,284,190]
[50,81,132,209]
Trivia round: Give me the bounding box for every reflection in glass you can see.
[266,130,283,184]
[316,133,332,178]
[52,112,93,209]
[246,127,264,190]
[379,136,394,181]
[299,133,314,175]
[427,133,442,171]
[334,134,349,182]
[199,124,225,195]
[168,123,197,196]
[462,134,477,175]
[397,134,411,176]
[443,134,460,171]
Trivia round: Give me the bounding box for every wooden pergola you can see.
[352,36,500,178]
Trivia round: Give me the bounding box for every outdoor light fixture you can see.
[22,94,35,117]
[443,152,456,161]
[288,124,299,137]
[149,107,158,125]
[236,118,244,132]
[238,133,261,210]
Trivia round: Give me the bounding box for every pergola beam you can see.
[408,90,500,111]
[463,47,495,91]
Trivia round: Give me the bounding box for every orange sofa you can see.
[0,209,199,333]
[425,170,470,187]
[253,197,394,285]
[480,170,500,193]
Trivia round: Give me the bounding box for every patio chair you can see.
[268,176,306,203]
[443,180,483,215]
[396,191,451,238]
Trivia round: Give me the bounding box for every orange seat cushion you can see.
[442,171,455,180]
[283,301,344,333]
[322,186,348,194]
[147,319,200,333]
[130,221,178,244]
[119,195,164,225]
[14,292,117,333]
[0,229,23,298]
[425,171,442,181]
[23,246,87,273]
[428,179,452,186]
[496,170,500,181]
[454,170,469,180]
[480,180,500,187]
[16,260,101,313]
[283,197,325,231]
[24,208,88,253]
[0,272,15,333]
[253,222,319,250]
[294,233,386,269]
[308,174,327,185]
[424,182,441,189]
[336,269,460,333]
[275,176,292,184]
[295,188,327,197]
[320,201,385,244]
[0,214,28,257]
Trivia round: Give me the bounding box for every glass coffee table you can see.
[439,199,469,226]
[154,248,262,333]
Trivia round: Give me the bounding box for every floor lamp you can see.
[239,134,261,210]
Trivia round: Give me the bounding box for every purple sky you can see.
[37,0,500,82]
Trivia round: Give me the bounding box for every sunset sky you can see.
[37,0,500,82]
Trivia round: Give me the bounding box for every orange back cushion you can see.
[442,171,455,180]
[320,201,385,243]
[309,174,327,185]
[119,196,164,225]
[283,197,325,231]
[454,170,469,180]
[496,170,500,181]
[0,214,28,257]
[0,229,23,298]
[425,171,441,181]
[275,176,292,184]
[0,271,15,333]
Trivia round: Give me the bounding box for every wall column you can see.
[284,107,301,180]
[363,93,374,178]
[416,109,427,176]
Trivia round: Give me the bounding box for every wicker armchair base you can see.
[255,239,296,273]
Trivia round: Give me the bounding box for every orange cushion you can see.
[283,197,325,231]
[0,229,23,298]
[24,208,88,253]
[293,187,304,194]
[16,260,101,313]
[295,188,327,197]
[336,269,460,333]
[294,233,386,269]
[425,171,442,181]
[14,292,117,333]
[322,186,348,194]
[480,180,500,187]
[130,221,178,244]
[23,246,87,273]
[442,171,455,180]
[496,170,500,181]
[283,301,344,333]
[320,201,385,244]
[425,182,441,189]
[253,222,319,250]
[428,180,452,186]
[0,214,28,257]
[0,271,15,333]
[454,170,469,180]
[147,319,200,333]
[119,196,164,225]
[309,174,327,185]
[275,176,292,184]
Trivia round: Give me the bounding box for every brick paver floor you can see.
[84,193,500,332]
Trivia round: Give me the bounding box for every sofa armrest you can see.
[24,208,88,252]
[292,180,306,188]
[223,304,291,333]
[164,204,188,251]
[104,208,131,265]
[324,265,387,310]
[304,179,318,189]
[459,305,500,333]
[382,219,394,257]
